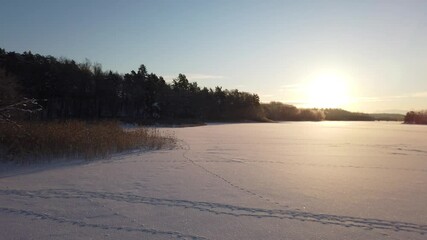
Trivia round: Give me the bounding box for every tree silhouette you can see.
[404,110,427,124]
[0,49,265,123]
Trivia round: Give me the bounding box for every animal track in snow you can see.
[1,188,426,235]
[0,206,207,240]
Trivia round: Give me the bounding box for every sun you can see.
[305,74,350,108]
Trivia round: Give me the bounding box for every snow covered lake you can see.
[1,122,426,239]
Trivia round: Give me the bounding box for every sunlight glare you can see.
[305,73,350,108]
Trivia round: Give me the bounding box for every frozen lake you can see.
[1,122,426,239]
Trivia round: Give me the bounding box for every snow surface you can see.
[1,122,426,239]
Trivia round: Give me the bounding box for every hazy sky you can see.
[1,0,427,113]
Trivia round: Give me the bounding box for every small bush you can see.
[0,121,175,162]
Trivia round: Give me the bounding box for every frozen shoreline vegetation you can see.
[0,121,176,163]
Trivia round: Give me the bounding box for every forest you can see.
[0,49,263,123]
[404,111,427,124]
[0,49,406,124]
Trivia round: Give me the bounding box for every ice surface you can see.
[1,122,426,239]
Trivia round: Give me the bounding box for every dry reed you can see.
[0,121,175,162]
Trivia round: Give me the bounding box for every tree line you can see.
[0,49,263,123]
[404,111,427,124]
[262,102,325,121]
[0,49,409,124]
[261,102,381,121]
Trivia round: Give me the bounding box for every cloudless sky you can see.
[1,0,427,113]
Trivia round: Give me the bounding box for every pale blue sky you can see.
[1,0,427,113]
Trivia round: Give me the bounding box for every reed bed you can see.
[0,121,175,162]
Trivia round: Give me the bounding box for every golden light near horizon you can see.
[305,73,351,109]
